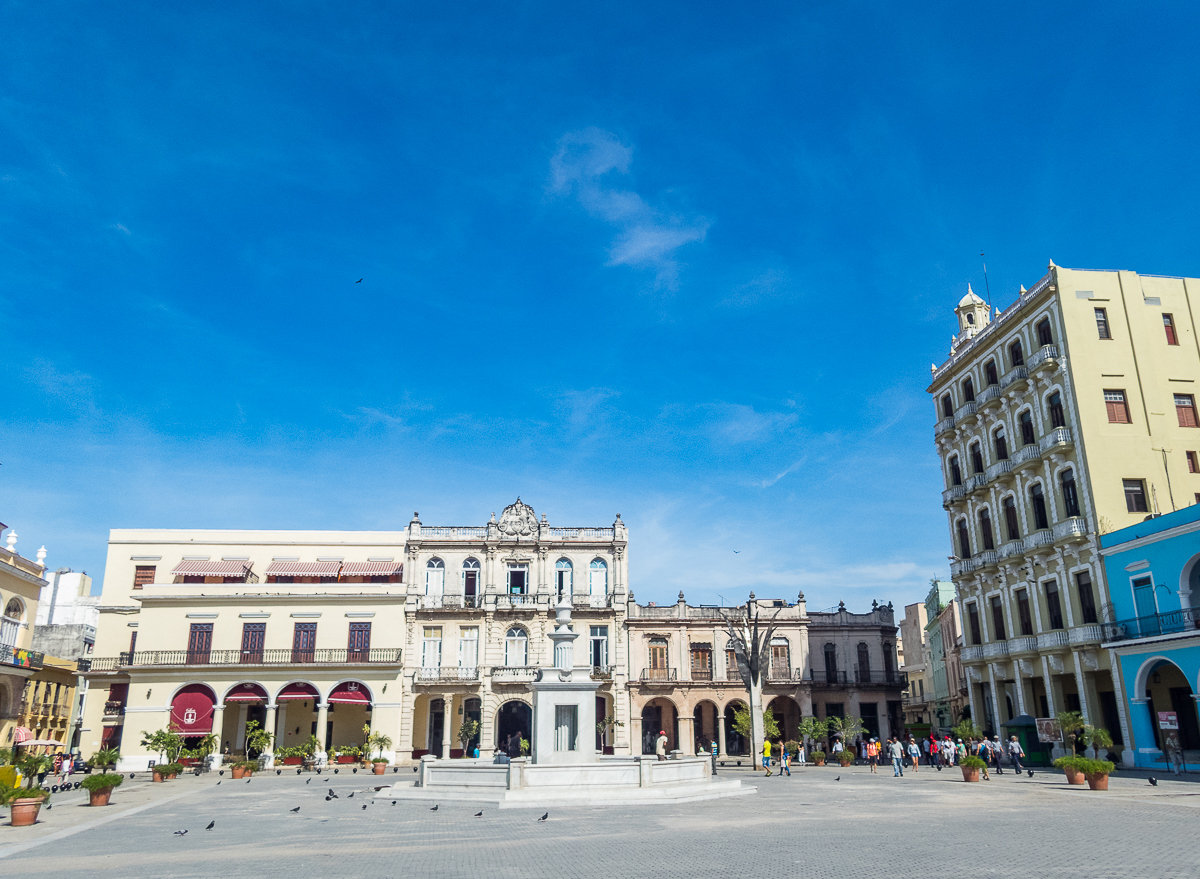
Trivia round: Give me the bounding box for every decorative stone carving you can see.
[1047,654,1065,674]
[497,498,538,537]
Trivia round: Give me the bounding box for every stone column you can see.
[1039,656,1058,716]
[630,712,644,757]
[966,677,980,731]
[442,693,454,757]
[678,713,695,755]
[275,701,288,743]
[316,703,329,753]
[479,688,495,759]
[717,707,727,757]
[263,704,277,765]
[1072,653,1094,725]
[210,705,226,769]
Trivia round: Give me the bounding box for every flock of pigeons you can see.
[172,773,548,836]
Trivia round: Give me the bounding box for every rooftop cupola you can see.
[952,284,990,350]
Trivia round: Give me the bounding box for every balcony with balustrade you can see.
[982,640,1010,659]
[959,645,983,664]
[490,666,538,683]
[1052,517,1088,543]
[978,384,1003,410]
[1001,365,1029,391]
[1028,344,1060,372]
[954,400,979,426]
[1024,530,1054,553]
[1068,624,1103,647]
[639,668,677,684]
[415,666,480,684]
[934,415,957,437]
[1037,630,1069,651]
[999,540,1025,562]
[985,459,1013,484]
[942,484,967,508]
[1011,443,1042,471]
[418,594,484,611]
[1007,635,1039,655]
[1039,427,1073,455]
[973,550,999,572]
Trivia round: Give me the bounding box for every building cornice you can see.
[1098,518,1200,556]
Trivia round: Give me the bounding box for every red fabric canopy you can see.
[340,561,402,576]
[11,726,33,744]
[276,682,320,702]
[265,561,340,577]
[223,683,268,703]
[171,560,254,577]
[328,681,371,704]
[170,685,216,735]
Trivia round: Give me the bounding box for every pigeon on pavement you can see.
[206,821,215,830]
[537,812,548,822]
[430,805,438,811]
[290,807,300,813]
[174,830,188,836]
[834,776,840,781]
[362,804,367,810]
[328,789,337,798]
[474,810,483,817]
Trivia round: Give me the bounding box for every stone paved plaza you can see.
[1,764,1197,878]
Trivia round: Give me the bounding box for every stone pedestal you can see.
[530,594,601,764]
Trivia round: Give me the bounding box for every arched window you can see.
[1048,391,1065,428]
[948,455,962,487]
[823,643,838,682]
[882,643,895,678]
[969,441,984,475]
[555,558,573,599]
[1,599,22,647]
[1029,483,1049,531]
[1018,409,1035,446]
[941,394,953,418]
[425,558,445,602]
[462,558,480,603]
[993,426,1008,461]
[1060,469,1080,518]
[589,559,608,598]
[505,627,528,666]
[856,643,871,683]
[978,508,995,551]
[962,377,975,403]
[956,518,972,559]
[1002,496,1021,542]
[1009,339,1024,368]
[3,598,23,621]
[1037,318,1053,347]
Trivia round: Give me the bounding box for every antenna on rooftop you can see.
[980,252,992,309]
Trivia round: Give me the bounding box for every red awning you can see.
[340,562,402,576]
[276,682,320,702]
[328,681,371,704]
[11,726,33,744]
[171,560,254,577]
[265,561,341,577]
[223,683,268,703]
[170,685,216,735]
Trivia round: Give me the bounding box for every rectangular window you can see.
[1048,392,1065,429]
[422,626,442,669]
[1003,498,1021,542]
[971,444,984,475]
[1045,583,1064,630]
[979,509,995,551]
[1164,313,1179,345]
[133,566,155,589]
[458,626,478,668]
[1019,411,1036,446]
[1176,394,1198,428]
[240,623,265,663]
[1061,469,1080,518]
[507,566,528,595]
[726,648,739,681]
[1016,589,1033,636]
[1076,571,1097,625]
[691,644,713,680]
[1030,484,1049,531]
[990,596,1006,641]
[967,603,982,645]
[1095,307,1111,339]
[590,626,609,669]
[648,641,669,680]
[1188,451,1198,474]
[292,622,317,662]
[348,622,371,661]
[554,704,578,751]
[1123,479,1148,513]
[1104,390,1131,424]
[129,630,137,656]
[187,623,213,665]
[949,456,962,486]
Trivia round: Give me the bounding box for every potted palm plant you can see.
[1053,711,1086,784]
[243,721,274,768]
[231,760,257,779]
[959,754,987,782]
[4,753,52,826]
[1081,757,1115,791]
[367,730,393,774]
[90,748,120,773]
[81,771,124,806]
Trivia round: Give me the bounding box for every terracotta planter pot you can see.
[1086,773,1109,791]
[88,787,113,807]
[282,757,303,765]
[336,755,357,764]
[813,757,826,766]
[152,770,166,783]
[1063,766,1086,785]
[961,767,981,783]
[231,766,247,779]
[373,763,386,775]
[9,797,45,827]
[167,773,178,780]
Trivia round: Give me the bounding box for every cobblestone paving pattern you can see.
[1,765,1197,879]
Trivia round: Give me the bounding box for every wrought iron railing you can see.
[81,648,402,669]
[809,670,849,685]
[415,666,480,682]
[1103,606,1200,643]
[591,665,615,680]
[640,668,677,682]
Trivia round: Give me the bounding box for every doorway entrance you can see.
[496,701,532,754]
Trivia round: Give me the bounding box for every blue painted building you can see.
[1099,504,1200,768]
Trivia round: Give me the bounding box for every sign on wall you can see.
[1035,718,1063,743]
[1157,711,1179,730]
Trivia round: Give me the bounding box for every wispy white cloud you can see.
[549,127,710,289]
[706,403,798,446]
[110,222,131,235]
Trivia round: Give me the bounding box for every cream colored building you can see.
[898,601,931,729]
[928,262,1200,754]
[1,527,47,747]
[625,595,903,755]
[79,499,630,769]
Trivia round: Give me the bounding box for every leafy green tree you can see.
[1056,711,1085,754]
[732,707,781,742]
[797,717,828,750]
[458,719,482,754]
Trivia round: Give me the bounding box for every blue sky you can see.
[3,3,1199,608]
